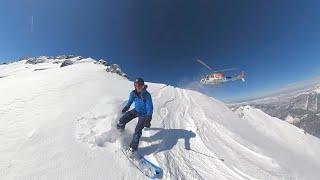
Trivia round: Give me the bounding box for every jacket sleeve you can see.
[145,93,153,116]
[126,91,134,107]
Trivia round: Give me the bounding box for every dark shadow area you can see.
[139,128,196,156]
[0,75,9,78]
[34,68,49,71]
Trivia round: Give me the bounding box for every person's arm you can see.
[145,93,153,116]
[144,93,153,128]
[126,91,134,107]
[122,91,134,113]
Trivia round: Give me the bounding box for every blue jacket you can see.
[126,88,153,117]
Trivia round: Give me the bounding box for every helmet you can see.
[134,77,144,85]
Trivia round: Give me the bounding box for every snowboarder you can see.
[117,77,153,153]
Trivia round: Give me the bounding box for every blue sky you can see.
[1,0,320,102]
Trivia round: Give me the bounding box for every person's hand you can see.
[121,106,129,113]
[144,115,152,128]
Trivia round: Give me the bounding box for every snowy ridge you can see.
[231,84,320,138]
[0,55,127,78]
[1,59,320,179]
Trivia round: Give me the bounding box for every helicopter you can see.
[197,59,245,86]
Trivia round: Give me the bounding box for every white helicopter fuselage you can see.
[196,59,245,86]
[200,77,227,85]
[200,71,245,85]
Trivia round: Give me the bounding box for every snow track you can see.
[1,59,320,179]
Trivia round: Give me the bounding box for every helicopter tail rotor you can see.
[240,71,245,82]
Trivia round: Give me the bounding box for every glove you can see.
[121,106,130,113]
[144,115,152,128]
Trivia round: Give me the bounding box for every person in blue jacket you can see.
[117,77,153,153]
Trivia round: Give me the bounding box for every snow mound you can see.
[76,98,132,147]
[1,58,320,180]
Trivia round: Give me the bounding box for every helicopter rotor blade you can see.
[197,59,212,70]
[214,67,238,73]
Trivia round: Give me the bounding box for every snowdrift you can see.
[1,57,320,180]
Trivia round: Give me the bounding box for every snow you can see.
[313,87,320,94]
[285,114,300,124]
[1,58,320,180]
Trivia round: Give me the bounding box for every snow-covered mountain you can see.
[2,55,128,78]
[1,57,320,180]
[231,85,320,138]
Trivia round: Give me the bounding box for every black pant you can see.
[119,109,146,150]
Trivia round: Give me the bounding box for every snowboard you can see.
[121,146,162,179]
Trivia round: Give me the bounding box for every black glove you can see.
[144,115,152,128]
[121,106,130,113]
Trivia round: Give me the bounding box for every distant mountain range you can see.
[231,84,320,138]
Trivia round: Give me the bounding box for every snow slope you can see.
[230,84,320,138]
[1,58,320,180]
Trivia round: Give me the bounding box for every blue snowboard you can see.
[121,146,163,179]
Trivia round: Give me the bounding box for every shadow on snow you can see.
[139,128,196,156]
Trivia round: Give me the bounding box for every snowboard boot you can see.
[126,147,136,158]
[116,122,125,132]
[144,121,151,128]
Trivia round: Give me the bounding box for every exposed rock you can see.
[10,55,128,79]
[34,68,49,71]
[95,59,110,66]
[60,59,74,67]
[26,57,47,64]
